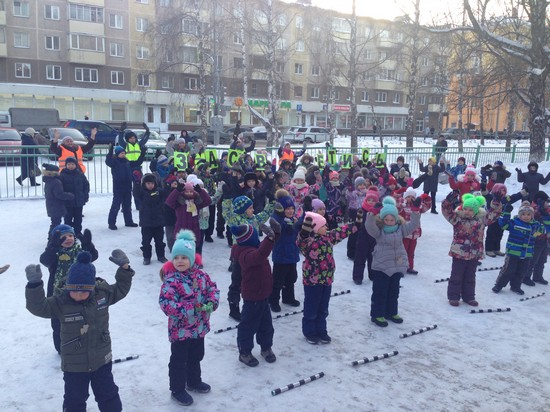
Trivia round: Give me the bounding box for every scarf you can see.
[383,224,400,234]
[53,243,81,291]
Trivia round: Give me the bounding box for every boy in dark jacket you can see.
[60,157,90,236]
[25,249,134,412]
[106,144,138,230]
[516,161,550,201]
[134,173,168,265]
[232,218,281,367]
[43,163,75,238]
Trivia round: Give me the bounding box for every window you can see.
[182,46,197,63]
[361,91,369,102]
[364,49,372,60]
[393,93,401,104]
[0,28,5,44]
[15,62,31,78]
[379,29,389,38]
[421,76,429,86]
[379,69,395,81]
[251,82,257,95]
[70,34,104,52]
[183,19,198,35]
[110,42,124,57]
[294,86,302,97]
[294,63,303,75]
[418,95,426,105]
[13,32,30,48]
[215,55,223,68]
[136,45,150,59]
[295,40,304,52]
[421,57,429,66]
[415,119,424,132]
[136,17,149,32]
[69,4,103,23]
[136,0,149,3]
[295,15,303,28]
[332,18,350,33]
[233,57,243,69]
[45,35,60,50]
[278,14,286,26]
[162,75,174,89]
[137,73,150,87]
[375,92,387,102]
[276,38,286,50]
[333,90,340,100]
[162,50,174,63]
[13,1,29,17]
[109,14,123,29]
[110,71,124,85]
[75,67,98,83]
[276,62,285,73]
[310,87,319,98]
[233,32,242,44]
[159,0,171,6]
[184,77,197,90]
[379,51,387,60]
[46,65,61,80]
[45,5,59,20]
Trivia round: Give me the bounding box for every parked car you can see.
[123,128,167,155]
[511,130,531,140]
[441,128,468,139]
[224,126,256,142]
[251,126,267,139]
[282,126,330,143]
[0,127,21,166]
[63,120,119,145]
[189,128,231,144]
[47,128,93,160]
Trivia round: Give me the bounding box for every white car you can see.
[283,126,331,143]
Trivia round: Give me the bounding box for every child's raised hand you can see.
[260,223,275,240]
[48,230,64,248]
[269,217,282,234]
[109,249,129,267]
[25,264,42,283]
[372,202,384,215]
[445,190,460,204]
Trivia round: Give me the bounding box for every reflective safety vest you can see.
[125,142,141,161]
[59,145,86,173]
[278,150,295,166]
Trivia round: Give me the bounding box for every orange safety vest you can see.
[59,145,86,173]
[278,150,295,166]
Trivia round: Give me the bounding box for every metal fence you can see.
[0,143,544,199]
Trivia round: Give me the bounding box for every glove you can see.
[412,197,422,208]
[372,202,383,215]
[109,249,129,267]
[48,230,64,248]
[260,223,275,240]
[25,264,42,283]
[355,209,364,227]
[446,190,460,204]
[198,302,214,313]
[301,216,315,235]
[274,201,284,214]
[194,184,202,193]
[154,149,162,158]
[302,141,307,150]
[480,182,487,191]
[142,122,150,132]
[515,168,522,173]
[80,229,92,249]
[303,196,313,212]
[504,203,514,213]
[269,217,282,234]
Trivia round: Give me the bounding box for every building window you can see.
[311,87,319,99]
[45,35,60,50]
[294,85,302,97]
[295,40,304,52]
[333,90,340,100]
[251,82,257,96]
[375,92,387,102]
[136,0,149,4]
[111,71,124,85]
[332,17,350,33]
[295,15,303,28]
[361,91,369,102]
[311,65,320,76]
[15,62,31,78]
[233,57,243,69]
[276,62,285,73]
[136,45,150,59]
[418,95,426,105]
[110,42,124,57]
[233,32,242,44]
[136,17,149,32]
[161,75,174,89]
[182,19,198,35]
[75,67,98,83]
[276,38,286,50]
[182,46,197,63]
[45,5,59,20]
[393,93,401,104]
[184,77,197,90]
[416,119,424,132]
[69,4,103,23]
[13,32,30,48]
[70,34,104,52]
[137,73,150,87]
[13,1,29,17]
[159,0,171,6]
[46,65,61,80]
[109,14,123,29]
[379,51,387,60]
[421,57,429,66]
[294,63,303,75]
[112,104,126,121]
[0,28,6,44]
[364,49,372,60]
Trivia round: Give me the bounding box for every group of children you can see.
[25,139,550,409]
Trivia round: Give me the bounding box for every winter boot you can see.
[143,258,151,265]
[318,333,332,344]
[534,277,549,285]
[171,390,193,406]
[386,315,404,324]
[449,300,460,306]
[239,353,259,367]
[486,251,496,257]
[229,303,241,321]
[523,278,536,287]
[371,317,389,327]
[261,348,277,363]
[187,382,211,393]
[269,302,281,312]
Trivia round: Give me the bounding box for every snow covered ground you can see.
[1,161,550,412]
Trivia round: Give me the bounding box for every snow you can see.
[1,161,550,411]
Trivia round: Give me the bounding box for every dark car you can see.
[0,127,21,166]
[63,120,119,145]
[189,128,231,145]
[224,126,256,142]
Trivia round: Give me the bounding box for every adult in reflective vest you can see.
[121,122,150,169]
[278,141,306,166]
[50,128,96,173]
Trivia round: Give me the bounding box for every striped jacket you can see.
[499,212,545,258]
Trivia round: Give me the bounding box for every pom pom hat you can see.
[231,224,260,247]
[404,187,417,199]
[312,198,325,212]
[171,230,196,267]
[461,194,486,215]
[304,211,327,234]
[66,251,96,292]
[380,197,399,220]
[518,201,535,216]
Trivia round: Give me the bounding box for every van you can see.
[9,108,60,131]
[283,126,330,143]
[0,111,10,127]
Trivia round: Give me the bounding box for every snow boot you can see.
[261,348,277,363]
[171,390,193,406]
[239,353,259,367]
[187,382,211,393]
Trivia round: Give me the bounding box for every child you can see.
[159,230,219,406]
[442,191,501,306]
[448,165,481,199]
[297,211,361,344]
[322,167,347,229]
[42,163,75,238]
[25,249,134,411]
[59,156,90,237]
[492,201,544,295]
[231,220,280,366]
[524,191,550,285]
[346,176,368,259]
[134,173,168,265]
[352,187,380,284]
[417,157,445,214]
[448,157,467,180]
[39,224,98,352]
[366,197,420,326]
[106,144,138,230]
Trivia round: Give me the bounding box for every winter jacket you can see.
[271,213,300,264]
[165,187,211,241]
[51,141,94,173]
[297,224,356,286]
[398,195,431,239]
[43,170,74,219]
[159,261,219,342]
[442,199,502,260]
[516,170,550,201]
[134,177,168,227]
[25,266,134,372]
[449,175,481,199]
[365,212,420,275]
[418,161,445,193]
[286,182,319,218]
[449,164,467,180]
[222,198,274,243]
[105,152,133,193]
[59,168,90,207]
[232,236,275,301]
[499,212,544,258]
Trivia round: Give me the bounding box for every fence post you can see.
[546,144,550,161]
[384,145,388,162]
[474,145,481,166]
[511,144,516,163]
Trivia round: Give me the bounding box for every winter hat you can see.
[157,155,168,165]
[51,224,75,237]
[312,198,325,212]
[184,182,194,191]
[24,127,36,136]
[195,178,204,187]
[429,157,436,164]
[231,224,260,247]
[65,251,96,292]
[518,201,535,216]
[491,183,507,195]
[221,151,228,159]
[244,172,258,183]
[354,177,367,188]
[396,156,405,163]
[305,211,327,234]
[329,171,339,180]
[461,194,486,215]
[124,131,137,141]
[175,138,186,145]
[165,174,177,185]
[457,157,466,164]
[233,195,253,214]
[528,161,538,171]
[142,173,157,185]
[404,187,417,199]
[42,163,59,172]
[380,197,399,220]
[114,146,125,156]
[231,163,244,174]
[365,186,380,201]
[186,174,198,184]
[171,230,196,267]
[293,168,306,181]
[493,160,503,167]
[387,175,397,186]
[65,157,78,166]
[60,136,74,145]
[464,165,477,177]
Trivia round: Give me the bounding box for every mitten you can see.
[355,209,364,227]
[25,264,42,283]
[142,122,150,132]
[446,190,460,204]
[515,168,522,173]
[269,217,282,234]
[303,196,313,212]
[301,216,315,236]
[420,193,430,201]
[48,230,64,249]
[412,197,422,208]
[80,229,92,249]
[109,249,129,267]
[260,223,275,240]
[480,182,487,192]
[492,191,503,203]
[504,203,514,213]
[194,184,202,193]
[372,202,383,215]
[274,201,284,214]
[198,302,214,313]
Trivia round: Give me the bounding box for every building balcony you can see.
[428,103,447,113]
[0,43,6,57]
[69,21,104,36]
[68,0,105,5]
[0,10,6,26]
[69,49,106,65]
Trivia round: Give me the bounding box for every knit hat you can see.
[42,163,59,172]
[305,211,327,234]
[124,131,137,141]
[184,182,194,191]
[528,161,538,171]
[365,186,380,202]
[491,183,507,195]
[387,175,397,186]
[494,160,503,167]
[458,157,466,164]
[195,178,203,187]
[186,174,198,184]
[171,230,196,267]
[404,187,417,199]
[518,201,534,216]
[65,251,96,292]
[380,197,399,220]
[24,127,36,135]
[51,224,75,237]
[396,156,405,163]
[231,163,244,174]
[293,168,306,181]
[329,171,339,180]
[233,195,253,214]
[142,173,157,185]
[65,157,78,166]
[157,155,168,165]
[114,146,125,156]
[429,157,436,163]
[534,191,549,203]
[165,174,177,185]
[175,138,186,145]
[244,172,258,183]
[312,198,325,212]
[231,224,260,247]
[461,194,486,215]
[60,136,74,145]
[354,177,367,188]
[464,165,477,177]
